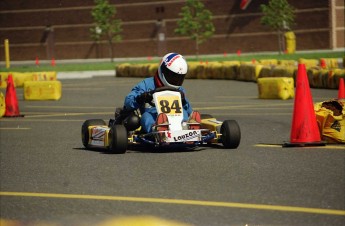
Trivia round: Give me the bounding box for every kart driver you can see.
[118,52,201,133]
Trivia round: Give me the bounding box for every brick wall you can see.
[0,0,342,61]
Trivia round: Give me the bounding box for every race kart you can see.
[81,87,241,154]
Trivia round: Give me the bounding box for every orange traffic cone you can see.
[283,64,324,147]
[237,50,241,56]
[338,78,345,99]
[51,57,56,66]
[35,56,39,66]
[4,74,23,117]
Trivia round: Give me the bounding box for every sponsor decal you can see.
[161,130,201,143]
[91,128,106,146]
[164,54,180,67]
[92,128,105,141]
[173,130,200,142]
[331,120,341,132]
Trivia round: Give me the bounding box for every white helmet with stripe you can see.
[158,53,188,89]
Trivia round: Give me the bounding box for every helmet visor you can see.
[161,65,186,87]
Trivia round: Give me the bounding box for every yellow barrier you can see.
[307,68,324,88]
[279,60,296,67]
[185,62,199,79]
[205,62,223,79]
[222,61,240,80]
[257,65,273,78]
[298,58,319,68]
[115,63,131,77]
[285,31,296,54]
[24,81,62,100]
[32,71,57,81]
[116,63,157,78]
[257,77,294,100]
[320,58,339,69]
[238,64,263,82]
[186,62,196,79]
[259,59,278,66]
[114,61,342,90]
[0,92,5,117]
[0,73,9,88]
[148,63,158,75]
[13,72,33,87]
[131,64,151,78]
[195,63,207,79]
[0,71,57,88]
[307,68,345,89]
[97,216,192,226]
[271,65,297,78]
[328,68,345,89]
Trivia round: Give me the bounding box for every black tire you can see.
[220,120,241,149]
[81,119,106,148]
[201,114,214,119]
[109,124,128,154]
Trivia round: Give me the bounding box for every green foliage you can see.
[260,0,295,32]
[90,0,122,61]
[175,0,215,57]
[260,0,295,53]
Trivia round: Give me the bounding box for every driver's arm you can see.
[179,87,193,116]
[124,82,145,110]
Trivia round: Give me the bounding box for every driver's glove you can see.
[136,92,153,105]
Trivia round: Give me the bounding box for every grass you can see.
[1,51,344,72]
[2,62,116,73]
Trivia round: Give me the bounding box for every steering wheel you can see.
[149,86,179,94]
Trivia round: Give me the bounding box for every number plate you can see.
[153,91,184,131]
[156,95,182,115]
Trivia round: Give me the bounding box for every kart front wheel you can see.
[81,119,106,149]
[109,124,128,154]
[220,120,241,149]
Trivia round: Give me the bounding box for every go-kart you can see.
[81,87,241,154]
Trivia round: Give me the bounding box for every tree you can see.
[260,0,295,54]
[90,0,122,62]
[175,0,215,57]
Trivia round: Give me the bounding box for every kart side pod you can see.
[81,119,128,154]
[201,117,241,149]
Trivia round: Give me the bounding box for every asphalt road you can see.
[1,76,344,226]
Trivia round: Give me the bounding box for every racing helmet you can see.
[158,53,188,89]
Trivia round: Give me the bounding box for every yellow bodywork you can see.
[86,118,223,148]
[201,118,223,143]
[88,125,111,148]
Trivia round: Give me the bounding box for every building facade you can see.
[0,0,344,61]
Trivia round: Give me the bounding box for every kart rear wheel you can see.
[109,124,128,154]
[81,119,106,148]
[220,120,241,149]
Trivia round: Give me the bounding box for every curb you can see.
[57,70,115,80]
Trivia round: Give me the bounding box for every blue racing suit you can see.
[124,77,193,133]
